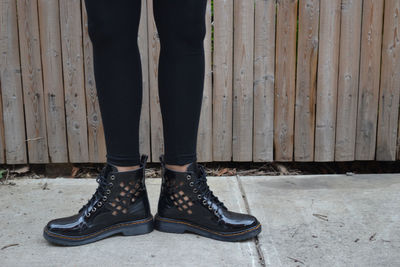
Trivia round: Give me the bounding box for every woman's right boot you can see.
[43,154,153,246]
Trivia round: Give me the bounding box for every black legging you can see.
[84,0,207,166]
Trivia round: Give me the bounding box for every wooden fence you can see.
[0,0,399,164]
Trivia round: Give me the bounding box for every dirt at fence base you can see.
[0,160,399,182]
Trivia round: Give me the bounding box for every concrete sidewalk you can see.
[0,174,399,266]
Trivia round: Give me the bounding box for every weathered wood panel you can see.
[376,0,400,161]
[17,0,49,163]
[59,0,89,162]
[355,0,385,160]
[2,0,400,163]
[274,0,298,161]
[212,0,233,161]
[232,0,254,161]
[294,0,319,162]
[335,0,363,161]
[37,0,68,163]
[314,0,341,161]
[0,82,5,163]
[253,0,276,162]
[147,0,163,163]
[0,0,27,164]
[138,0,151,159]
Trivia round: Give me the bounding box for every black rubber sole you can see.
[43,216,154,246]
[154,214,262,242]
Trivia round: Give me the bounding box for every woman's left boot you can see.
[43,154,153,246]
[154,154,262,242]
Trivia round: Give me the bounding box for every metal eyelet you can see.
[102,196,107,201]
[110,175,115,180]
[85,212,91,218]
[92,207,96,212]
[214,210,218,216]
[186,174,191,180]
[106,189,111,194]
[202,199,207,205]
[109,182,113,187]
[197,194,202,199]
[97,201,102,207]
[189,182,194,187]
[193,188,198,193]
[208,205,212,210]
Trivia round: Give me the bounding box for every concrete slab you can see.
[0,177,259,267]
[239,174,400,267]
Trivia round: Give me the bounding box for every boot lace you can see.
[79,167,111,216]
[194,165,227,212]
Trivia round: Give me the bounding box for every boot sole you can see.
[154,214,262,242]
[43,216,154,246]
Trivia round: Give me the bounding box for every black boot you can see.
[154,155,261,242]
[43,154,154,246]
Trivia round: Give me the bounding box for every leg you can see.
[153,0,207,171]
[85,0,143,171]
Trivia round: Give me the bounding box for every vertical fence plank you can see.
[355,0,385,160]
[37,0,68,163]
[274,0,297,161]
[232,0,254,161]
[197,0,213,162]
[314,0,341,161]
[17,0,49,163]
[0,83,5,163]
[376,0,400,161]
[253,0,276,162]
[0,0,27,164]
[147,0,163,163]
[335,0,363,161]
[212,0,233,161]
[59,0,89,162]
[138,0,151,160]
[294,0,319,162]
[398,115,400,160]
[81,0,106,163]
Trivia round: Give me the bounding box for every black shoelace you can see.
[78,167,110,215]
[194,165,227,211]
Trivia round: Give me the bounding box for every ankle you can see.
[114,165,140,172]
[165,163,190,172]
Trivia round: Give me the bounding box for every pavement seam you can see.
[236,175,266,267]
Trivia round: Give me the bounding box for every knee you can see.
[159,23,206,53]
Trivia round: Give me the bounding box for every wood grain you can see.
[232,0,254,161]
[212,0,233,161]
[376,0,400,161]
[294,0,319,162]
[274,0,298,161]
[0,0,27,163]
[38,0,68,163]
[335,0,363,161]
[253,0,276,162]
[314,0,341,161]
[59,0,89,162]
[17,0,49,163]
[355,0,385,160]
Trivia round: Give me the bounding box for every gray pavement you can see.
[0,174,399,266]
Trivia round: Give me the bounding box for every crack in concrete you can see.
[236,175,266,267]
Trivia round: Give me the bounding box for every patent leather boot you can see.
[154,155,261,241]
[43,154,153,246]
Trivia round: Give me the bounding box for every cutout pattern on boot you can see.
[165,176,194,215]
[109,180,141,216]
